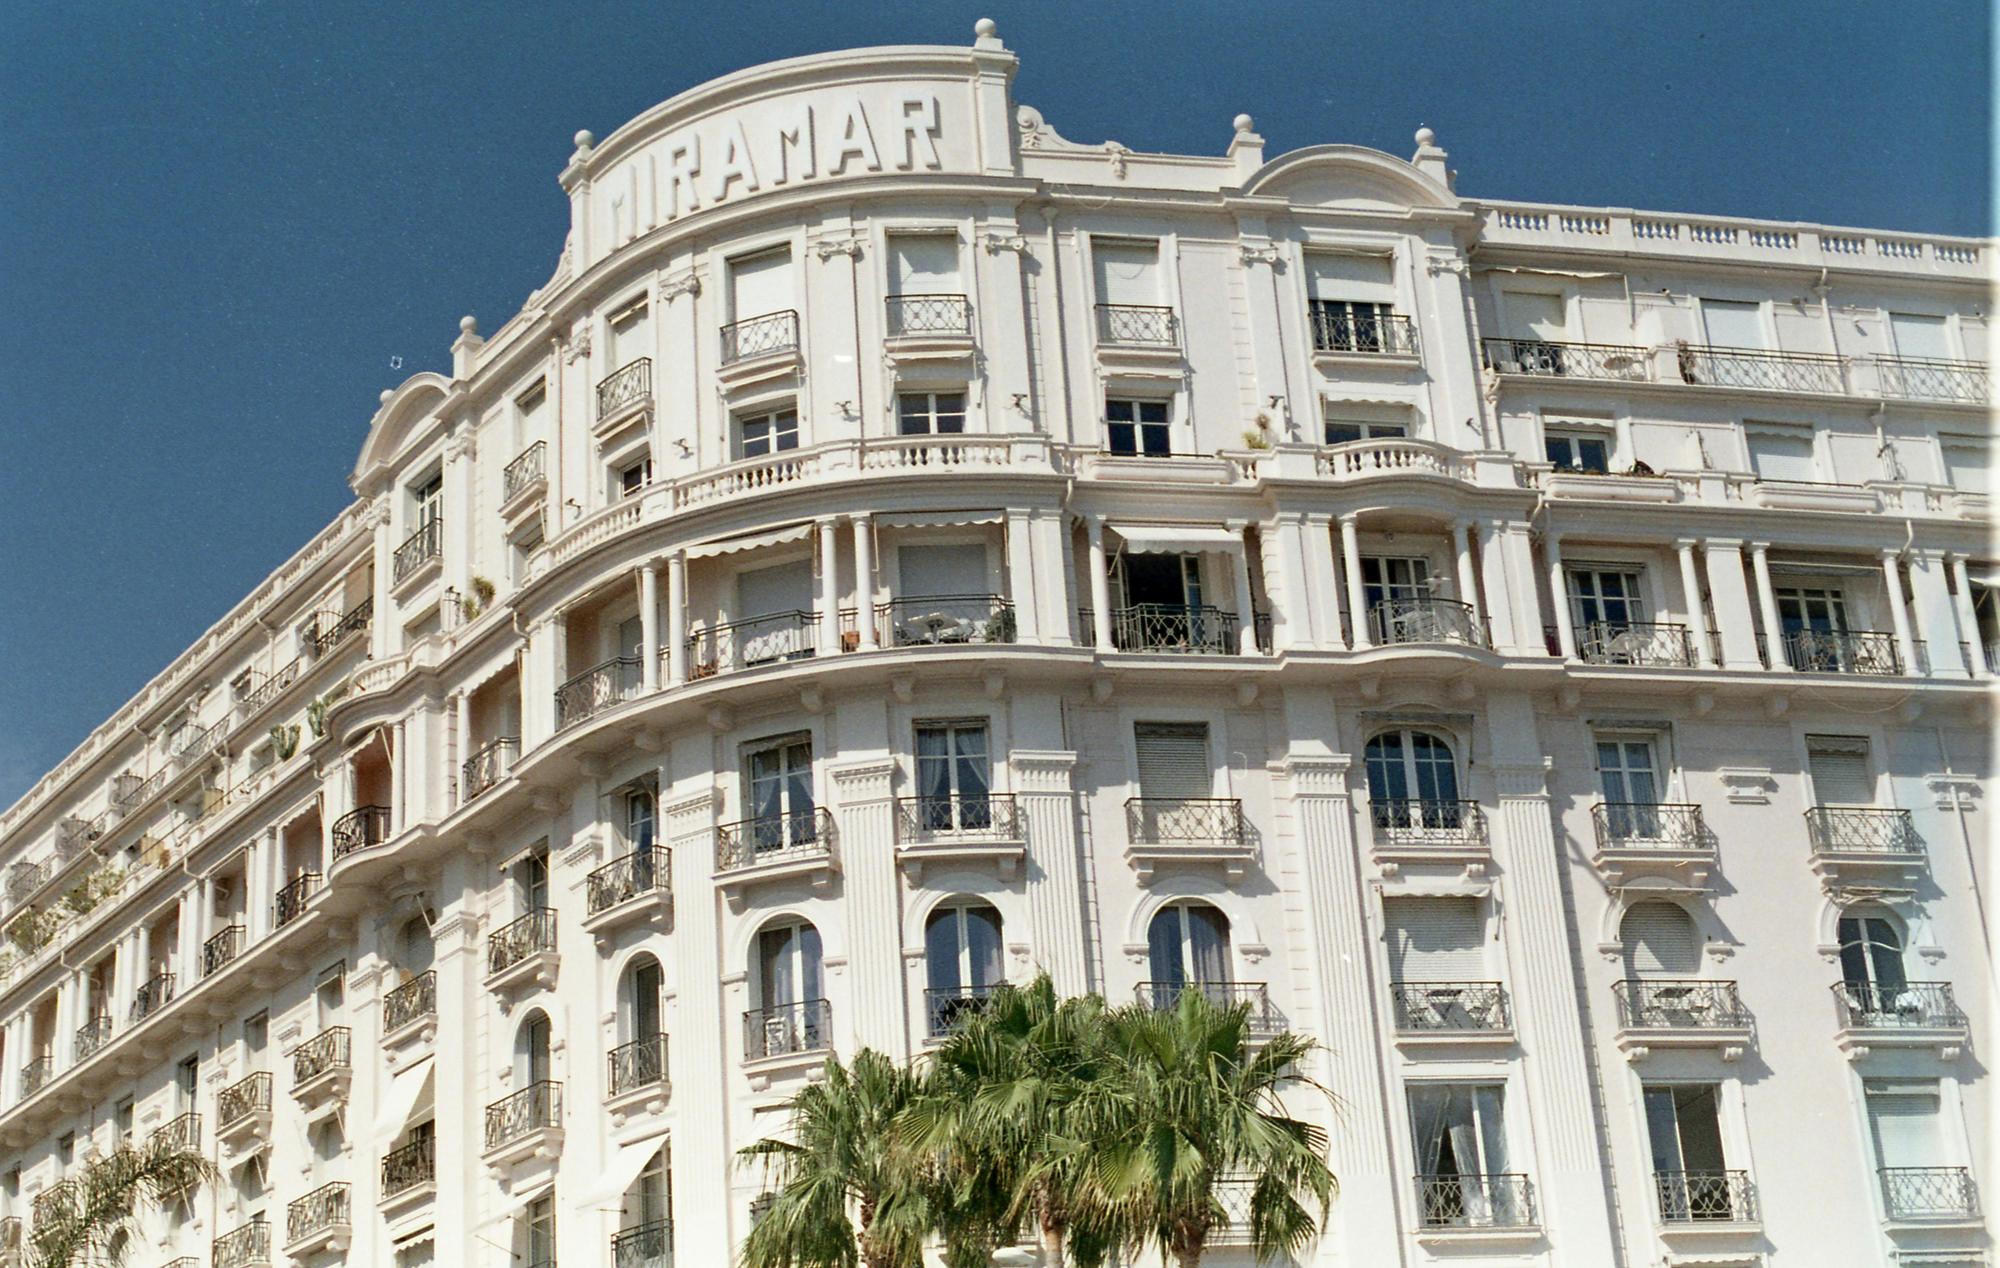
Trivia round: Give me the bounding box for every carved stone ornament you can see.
[812,236,865,261]
[563,325,593,363]
[659,269,701,302]
[1239,242,1283,267]
[980,231,1030,255]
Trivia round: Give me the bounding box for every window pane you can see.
[965,906,1003,988]
[925,909,963,994]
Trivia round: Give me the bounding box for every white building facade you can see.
[0,22,1992,1268]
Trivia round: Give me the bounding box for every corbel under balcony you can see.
[216,1099,273,1169]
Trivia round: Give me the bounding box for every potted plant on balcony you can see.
[271,724,300,761]
[983,608,1017,644]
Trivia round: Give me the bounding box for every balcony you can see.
[1366,799,1489,874]
[584,847,672,943]
[611,1218,674,1268]
[1832,981,1968,1060]
[555,656,642,729]
[1577,620,1696,668]
[1094,303,1178,347]
[131,972,175,1023]
[383,970,437,1044]
[596,357,652,430]
[381,1132,436,1207]
[1779,629,1905,675]
[483,1080,563,1167]
[1654,1170,1756,1225]
[285,1181,350,1257]
[715,810,837,904]
[884,294,973,361]
[290,1027,351,1122]
[1590,802,1714,886]
[1879,1166,1981,1223]
[485,908,558,999]
[275,871,320,927]
[1367,598,1487,648]
[217,1071,273,1161]
[1876,355,1988,404]
[688,611,817,678]
[606,1033,671,1123]
[1806,807,1924,889]
[1316,437,1472,483]
[237,658,301,717]
[1105,604,1240,654]
[1139,981,1277,1032]
[213,1219,271,1268]
[1482,337,1648,380]
[502,440,548,510]
[892,795,1026,881]
[391,517,443,588]
[872,594,1015,647]
[1391,982,1511,1042]
[150,1110,201,1152]
[203,924,245,977]
[1612,980,1753,1061]
[307,598,372,659]
[1310,309,1419,358]
[1124,797,1252,884]
[925,984,1007,1040]
[719,310,800,368]
[1415,1172,1537,1232]
[462,737,520,802]
[74,1014,112,1061]
[1676,344,1847,395]
[744,999,832,1062]
[330,803,391,860]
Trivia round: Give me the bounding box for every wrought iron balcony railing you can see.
[1613,980,1750,1029]
[132,972,175,1022]
[1591,803,1707,851]
[275,872,320,927]
[1655,1169,1755,1223]
[1370,798,1487,848]
[608,1033,670,1096]
[308,598,372,659]
[688,610,818,676]
[293,1027,350,1087]
[392,517,443,585]
[1416,1172,1537,1228]
[597,357,652,420]
[720,310,800,363]
[150,1110,201,1152]
[744,998,832,1060]
[1368,597,1486,647]
[219,1071,272,1127]
[1125,797,1246,847]
[213,1219,271,1268]
[203,924,245,977]
[238,658,301,715]
[1095,303,1178,346]
[1108,603,1239,654]
[611,1218,674,1268]
[286,1182,349,1244]
[1677,344,1847,394]
[925,983,1007,1038]
[715,809,835,872]
[383,970,436,1033]
[462,737,520,801]
[1577,620,1695,667]
[488,908,557,976]
[1876,355,1989,404]
[894,795,1022,845]
[503,440,547,502]
[380,1134,435,1199]
[873,594,1015,646]
[1391,982,1510,1032]
[555,655,643,729]
[484,1079,562,1151]
[885,293,971,336]
[330,804,391,860]
[1138,980,1276,1029]
[1879,1166,1981,1220]
[18,1053,51,1094]
[75,1014,112,1061]
[1832,981,1966,1030]
[588,847,671,915]
[1482,336,1648,379]
[1805,807,1919,856]
[1780,629,1903,675]
[1309,308,1419,355]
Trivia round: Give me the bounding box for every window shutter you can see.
[1132,724,1211,800]
[1808,738,1874,806]
[1889,312,1951,360]
[1384,897,1485,980]
[897,544,986,599]
[1944,444,1989,495]
[736,560,813,617]
[1700,299,1765,348]
[888,235,960,293]
[1620,902,1700,975]
[1092,241,1161,307]
[1503,292,1566,339]
[1747,429,1817,482]
[729,249,794,320]
[1307,253,1396,304]
[1866,1086,1943,1169]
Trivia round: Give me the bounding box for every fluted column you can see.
[1676,540,1716,669]
[830,758,903,1055]
[1230,527,1259,655]
[455,692,473,801]
[1750,542,1786,670]
[817,521,842,655]
[667,550,688,685]
[1086,518,1115,652]
[1905,548,1967,677]
[1339,514,1370,649]
[852,516,878,651]
[1881,550,1921,674]
[1005,508,1043,643]
[1013,751,1090,994]
[1950,555,1987,678]
[1304,514,1345,650]
[390,719,408,836]
[639,563,660,691]
[369,501,394,659]
[1544,533,1577,659]
[663,784,726,1264]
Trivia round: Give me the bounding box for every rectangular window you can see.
[1775,587,1851,648]
[606,296,649,369]
[1643,1085,1732,1218]
[524,1193,557,1268]
[1594,736,1661,806]
[1545,430,1610,473]
[519,848,550,911]
[1567,568,1647,629]
[1806,735,1874,806]
[1700,298,1765,348]
[914,722,992,830]
[887,233,960,295]
[1407,1084,1513,1221]
[411,474,443,526]
[243,1011,268,1054]
[1384,897,1485,981]
[897,542,986,600]
[1091,239,1161,306]
[56,1133,74,1172]
[511,519,544,588]
[1307,254,1400,349]
[1324,416,1408,445]
[728,248,793,322]
[176,1055,199,1109]
[1105,398,1171,456]
[1888,312,1951,360]
[617,454,653,499]
[1746,427,1817,482]
[1359,556,1430,608]
[115,1096,135,1144]
[1503,290,1566,340]
[1943,442,1989,495]
[1866,1079,1944,1169]
[758,922,823,1011]
[746,736,815,852]
[897,391,967,435]
[737,406,800,459]
[1132,723,1211,801]
[515,380,548,448]
[624,784,656,852]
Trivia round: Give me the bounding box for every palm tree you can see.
[737,1048,926,1268]
[1085,987,1337,1267]
[28,1133,213,1268]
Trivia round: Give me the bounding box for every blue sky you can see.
[0,1,1987,808]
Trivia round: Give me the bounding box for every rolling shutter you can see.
[1093,240,1161,306]
[1132,724,1211,800]
[1384,897,1485,980]
[1889,312,1951,360]
[1747,429,1817,482]
[1866,1083,1943,1169]
[1620,902,1700,976]
[1307,253,1396,304]
[897,544,986,599]
[1503,291,1566,339]
[728,248,793,321]
[1701,299,1765,349]
[889,235,960,294]
[1807,737,1874,806]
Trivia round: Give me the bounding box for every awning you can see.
[1110,524,1243,555]
[372,1058,434,1141]
[478,1182,555,1230]
[1765,560,1880,578]
[581,1134,669,1207]
[874,511,1004,530]
[686,523,815,560]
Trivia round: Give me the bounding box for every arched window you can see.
[924,902,1003,1036]
[1146,901,1231,1008]
[751,919,827,1058]
[1619,902,1700,977]
[611,956,667,1095]
[1366,730,1463,831]
[1838,908,1906,994]
[515,1010,552,1085]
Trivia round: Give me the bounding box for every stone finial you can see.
[574,130,595,152]
[1411,124,1452,191]
[458,315,478,336]
[1227,112,1264,179]
[1415,125,1436,147]
[1234,113,1256,134]
[973,17,1003,49]
[379,389,394,406]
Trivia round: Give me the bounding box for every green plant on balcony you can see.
[7,908,60,953]
[471,574,496,606]
[0,949,16,980]
[983,608,1017,644]
[271,724,300,761]
[306,695,331,738]
[61,866,127,918]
